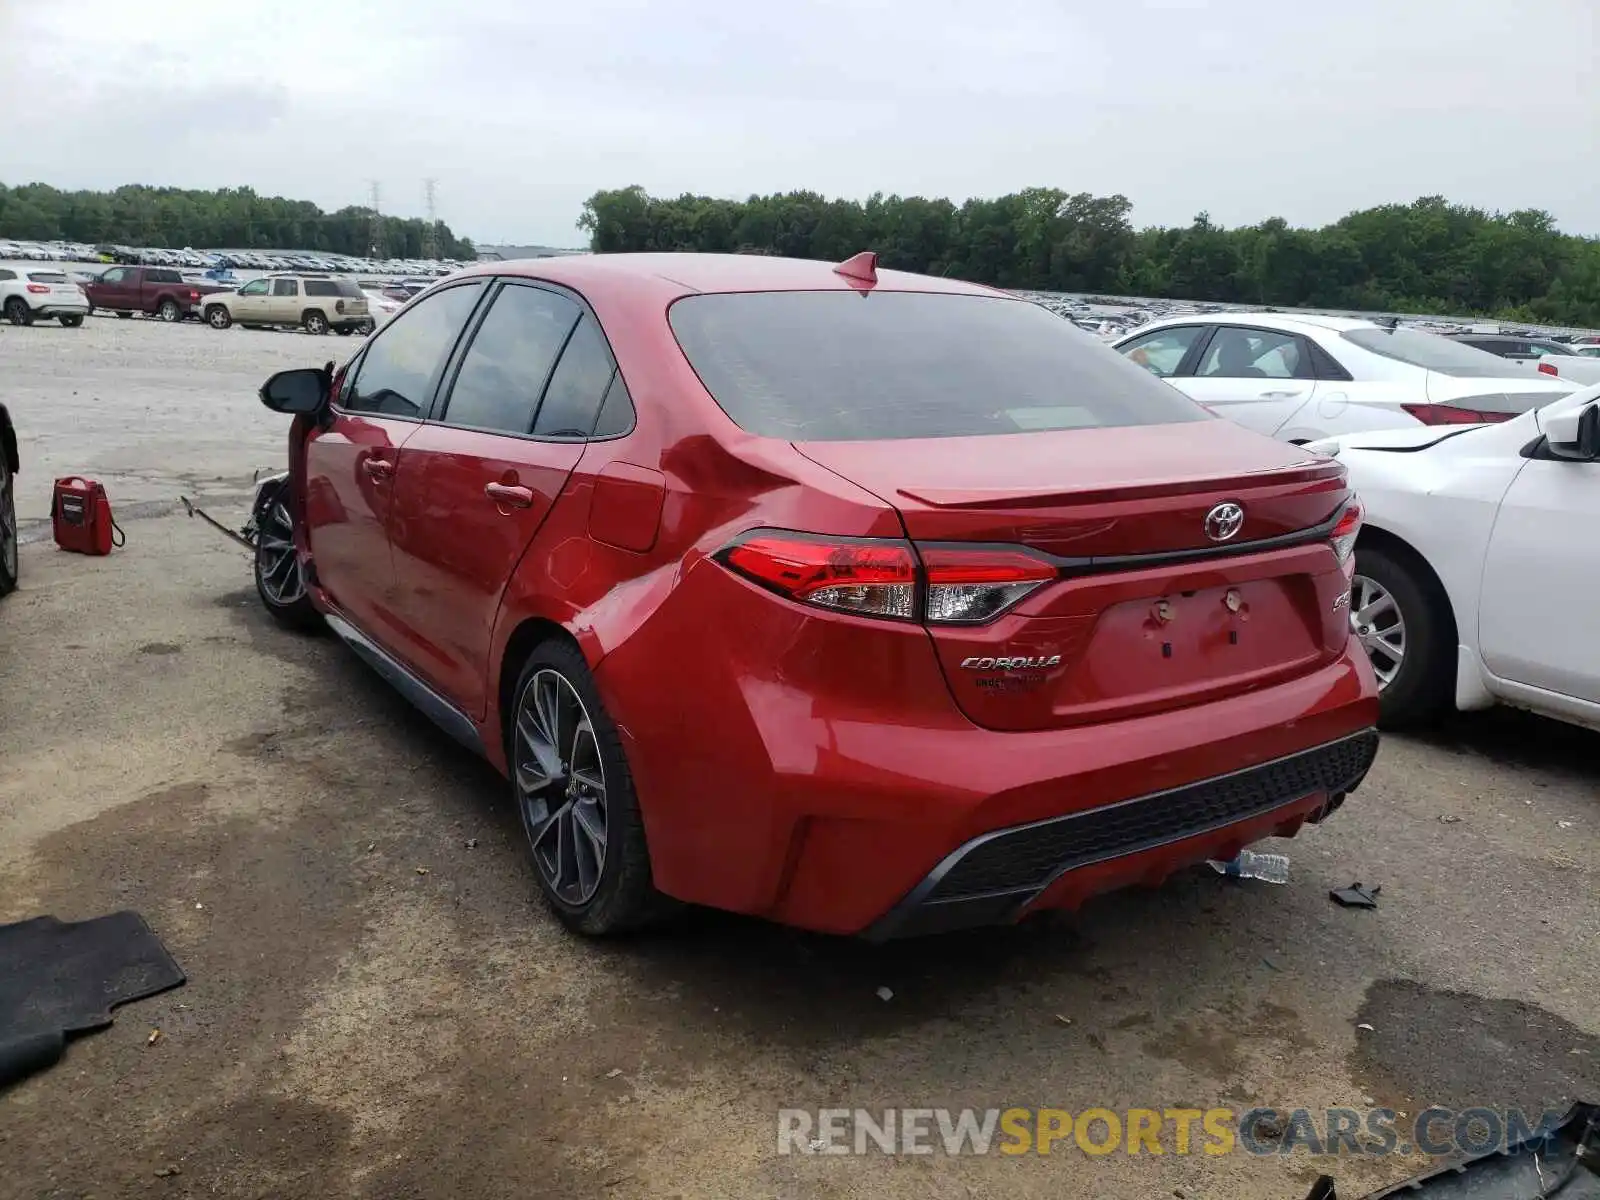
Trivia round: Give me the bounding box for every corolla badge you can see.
[960,655,1062,671]
[1204,502,1245,543]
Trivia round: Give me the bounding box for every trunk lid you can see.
[796,420,1355,732]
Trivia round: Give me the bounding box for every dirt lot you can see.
[2,319,1597,1200]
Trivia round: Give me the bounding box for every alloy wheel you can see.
[514,669,609,907]
[1350,573,1405,689]
[255,499,304,605]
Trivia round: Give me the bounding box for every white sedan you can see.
[1308,384,1600,731]
[1114,313,1574,443]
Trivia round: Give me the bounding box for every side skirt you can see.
[323,612,486,756]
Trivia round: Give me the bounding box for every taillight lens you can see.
[920,545,1057,623]
[26,283,49,294]
[1538,362,1559,376]
[718,532,917,620]
[1330,496,1362,572]
[715,531,1057,624]
[1400,403,1512,426]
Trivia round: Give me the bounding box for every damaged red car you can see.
[252,251,1379,938]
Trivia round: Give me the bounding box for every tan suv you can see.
[203,274,372,336]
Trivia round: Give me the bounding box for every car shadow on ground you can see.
[1398,705,1600,782]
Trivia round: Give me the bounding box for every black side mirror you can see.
[259,366,330,416]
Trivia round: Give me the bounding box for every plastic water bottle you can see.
[1208,849,1290,884]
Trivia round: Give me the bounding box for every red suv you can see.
[255,252,1379,938]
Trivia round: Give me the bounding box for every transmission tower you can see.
[423,178,440,259]
[367,180,385,259]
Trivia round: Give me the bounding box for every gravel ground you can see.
[1,320,1597,1199]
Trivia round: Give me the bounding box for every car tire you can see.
[508,641,673,936]
[1351,544,1453,729]
[361,318,376,335]
[0,446,17,598]
[156,298,181,323]
[116,310,133,319]
[302,310,329,336]
[253,481,321,632]
[3,298,33,326]
[58,314,84,328]
[206,305,232,330]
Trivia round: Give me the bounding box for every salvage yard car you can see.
[83,265,231,322]
[1310,384,1600,732]
[0,268,90,327]
[204,273,371,335]
[1114,313,1574,442]
[249,252,1379,938]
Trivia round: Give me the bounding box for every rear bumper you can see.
[32,302,90,317]
[594,559,1382,936]
[865,728,1378,939]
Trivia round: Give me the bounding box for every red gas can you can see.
[51,477,124,556]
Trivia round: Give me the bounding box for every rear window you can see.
[304,279,364,298]
[668,291,1206,440]
[1342,328,1531,378]
[28,272,68,283]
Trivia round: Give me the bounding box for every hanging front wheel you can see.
[253,482,320,631]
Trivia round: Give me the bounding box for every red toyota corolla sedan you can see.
[253,251,1379,938]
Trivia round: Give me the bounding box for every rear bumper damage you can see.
[866,729,1379,939]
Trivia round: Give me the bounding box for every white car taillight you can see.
[1330,496,1362,573]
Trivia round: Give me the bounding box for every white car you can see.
[360,287,402,328]
[1308,384,1600,731]
[0,267,90,327]
[1113,313,1574,443]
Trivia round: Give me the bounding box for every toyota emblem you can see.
[1204,502,1245,542]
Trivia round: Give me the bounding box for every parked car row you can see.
[0,238,469,278]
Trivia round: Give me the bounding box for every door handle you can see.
[362,458,393,481]
[485,482,534,509]
[1258,390,1303,399]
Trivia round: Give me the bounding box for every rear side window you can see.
[1342,328,1530,378]
[534,315,616,437]
[439,284,579,434]
[272,279,299,297]
[304,280,338,297]
[334,280,364,298]
[669,292,1206,440]
[346,282,484,418]
[592,373,636,438]
[0,270,14,282]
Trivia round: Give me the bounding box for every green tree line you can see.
[0,183,474,259]
[580,186,1600,327]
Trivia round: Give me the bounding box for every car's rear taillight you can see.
[718,532,917,620]
[716,530,1057,624]
[919,545,1057,623]
[1538,362,1559,376]
[1330,496,1362,573]
[1400,402,1513,426]
[25,283,49,294]
[188,289,199,301]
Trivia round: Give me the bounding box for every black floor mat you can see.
[0,911,185,1089]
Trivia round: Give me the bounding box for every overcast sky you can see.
[2,1,1595,246]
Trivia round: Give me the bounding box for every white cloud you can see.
[2,0,1596,245]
